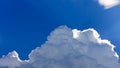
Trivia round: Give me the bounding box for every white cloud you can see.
[0,51,21,68]
[0,26,120,68]
[98,0,120,9]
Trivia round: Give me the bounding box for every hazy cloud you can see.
[0,26,119,68]
[98,0,120,9]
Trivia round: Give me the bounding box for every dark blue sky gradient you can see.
[0,0,120,60]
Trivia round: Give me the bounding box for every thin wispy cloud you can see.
[0,26,119,68]
[98,0,120,9]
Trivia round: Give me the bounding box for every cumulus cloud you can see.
[0,51,21,68]
[0,26,120,68]
[98,0,120,9]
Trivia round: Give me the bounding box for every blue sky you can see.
[0,0,120,60]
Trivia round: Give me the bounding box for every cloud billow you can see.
[0,26,119,68]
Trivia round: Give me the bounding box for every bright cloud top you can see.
[98,0,120,9]
[0,26,120,68]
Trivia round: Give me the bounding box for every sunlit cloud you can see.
[98,0,120,9]
[0,26,120,68]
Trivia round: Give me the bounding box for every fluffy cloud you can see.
[0,26,120,68]
[98,0,120,9]
[0,51,21,68]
